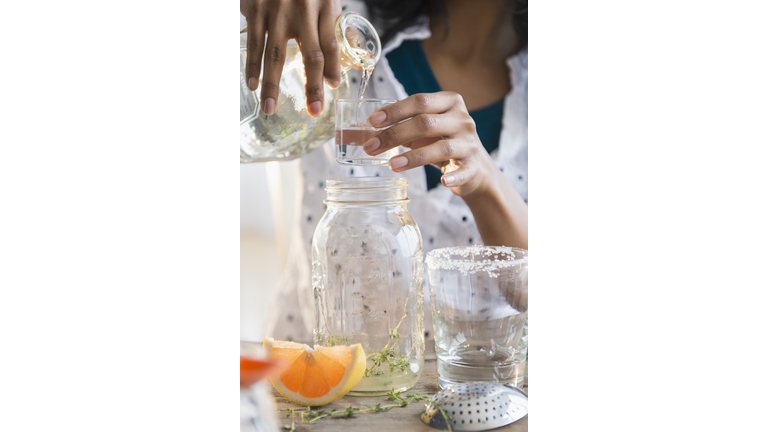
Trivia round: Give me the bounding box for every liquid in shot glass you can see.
[335,99,399,166]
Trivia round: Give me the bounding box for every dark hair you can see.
[363,0,528,47]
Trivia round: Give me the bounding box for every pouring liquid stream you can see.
[336,36,384,161]
[358,67,373,100]
[352,67,374,126]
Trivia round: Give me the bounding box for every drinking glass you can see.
[240,342,281,432]
[335,99,399,165]
[426,246,528,389]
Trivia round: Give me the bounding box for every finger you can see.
[245,16,265,91]
[440,163,479,188]
[363,113,459,156]
[297,25,326,117]
[319,1,341,88]
[387,138,476,173]
[367,92,466,128]
[400,136,440,150]
[260,22,288,115]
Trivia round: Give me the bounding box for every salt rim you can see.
[425,245,527,278]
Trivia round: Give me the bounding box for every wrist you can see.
[462,150,502,201]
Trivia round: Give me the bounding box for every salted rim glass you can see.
[425,246,528,278]
[426,246,528,389]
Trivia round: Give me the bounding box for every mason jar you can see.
[311,177,424,396]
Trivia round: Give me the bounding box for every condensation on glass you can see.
[311,177,425,396]
[240,12,381,163]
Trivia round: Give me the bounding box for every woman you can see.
[241,0,528,343]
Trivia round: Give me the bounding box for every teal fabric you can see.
[386,40,504,190]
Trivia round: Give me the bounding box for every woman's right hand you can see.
[240,0,342,117]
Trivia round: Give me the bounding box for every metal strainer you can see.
[421,383,528,431]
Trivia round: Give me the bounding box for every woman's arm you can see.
[363,91,528,249]
[461,161,528,249]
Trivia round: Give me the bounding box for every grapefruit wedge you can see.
[263,337,366,406]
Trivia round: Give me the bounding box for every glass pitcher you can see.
[311,177,425,396]
[240,12,382,163]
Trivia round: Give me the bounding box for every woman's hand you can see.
[363,91,497,199]
[240,0,341,117]
[365,91,528,249]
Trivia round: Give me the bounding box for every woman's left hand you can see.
[363,91,497,199]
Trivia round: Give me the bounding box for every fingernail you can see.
[443,174,456,186]
[363,137,381,153]
[389,155,408,171]
[248,78,257,91]
[309,101,323,117]
[263,98,276,115]
[368,111,387,126]
[326,79,340,89]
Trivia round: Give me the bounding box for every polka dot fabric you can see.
[261,0,527,344]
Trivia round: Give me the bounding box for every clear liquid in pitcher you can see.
[240,12,381,163]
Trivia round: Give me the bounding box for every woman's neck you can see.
[424,0,520,66]
[420,0,520,111]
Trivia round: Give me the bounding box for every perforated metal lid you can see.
[421,382,528,431]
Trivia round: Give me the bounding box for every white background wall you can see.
[240,164,274,238]
[240,161,298,342]
[240,13,306,343]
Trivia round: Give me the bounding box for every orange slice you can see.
[263,337,366,406]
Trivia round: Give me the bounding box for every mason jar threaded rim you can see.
[325,176,409,203]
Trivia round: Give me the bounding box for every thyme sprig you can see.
[327,335,348,347]
[282,389,430,429]
[318,285,416,377]
[363,293,414,377]
[388,389,430,406]
[283,408,296,431]
[316,294,347,346]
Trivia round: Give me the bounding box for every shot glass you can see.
[335,99,399,165]
[426,246,528,389]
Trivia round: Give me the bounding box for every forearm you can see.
[462,167,528,249]
[358,91,528,246]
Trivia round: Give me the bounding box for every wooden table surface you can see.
[269,359,528,431]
